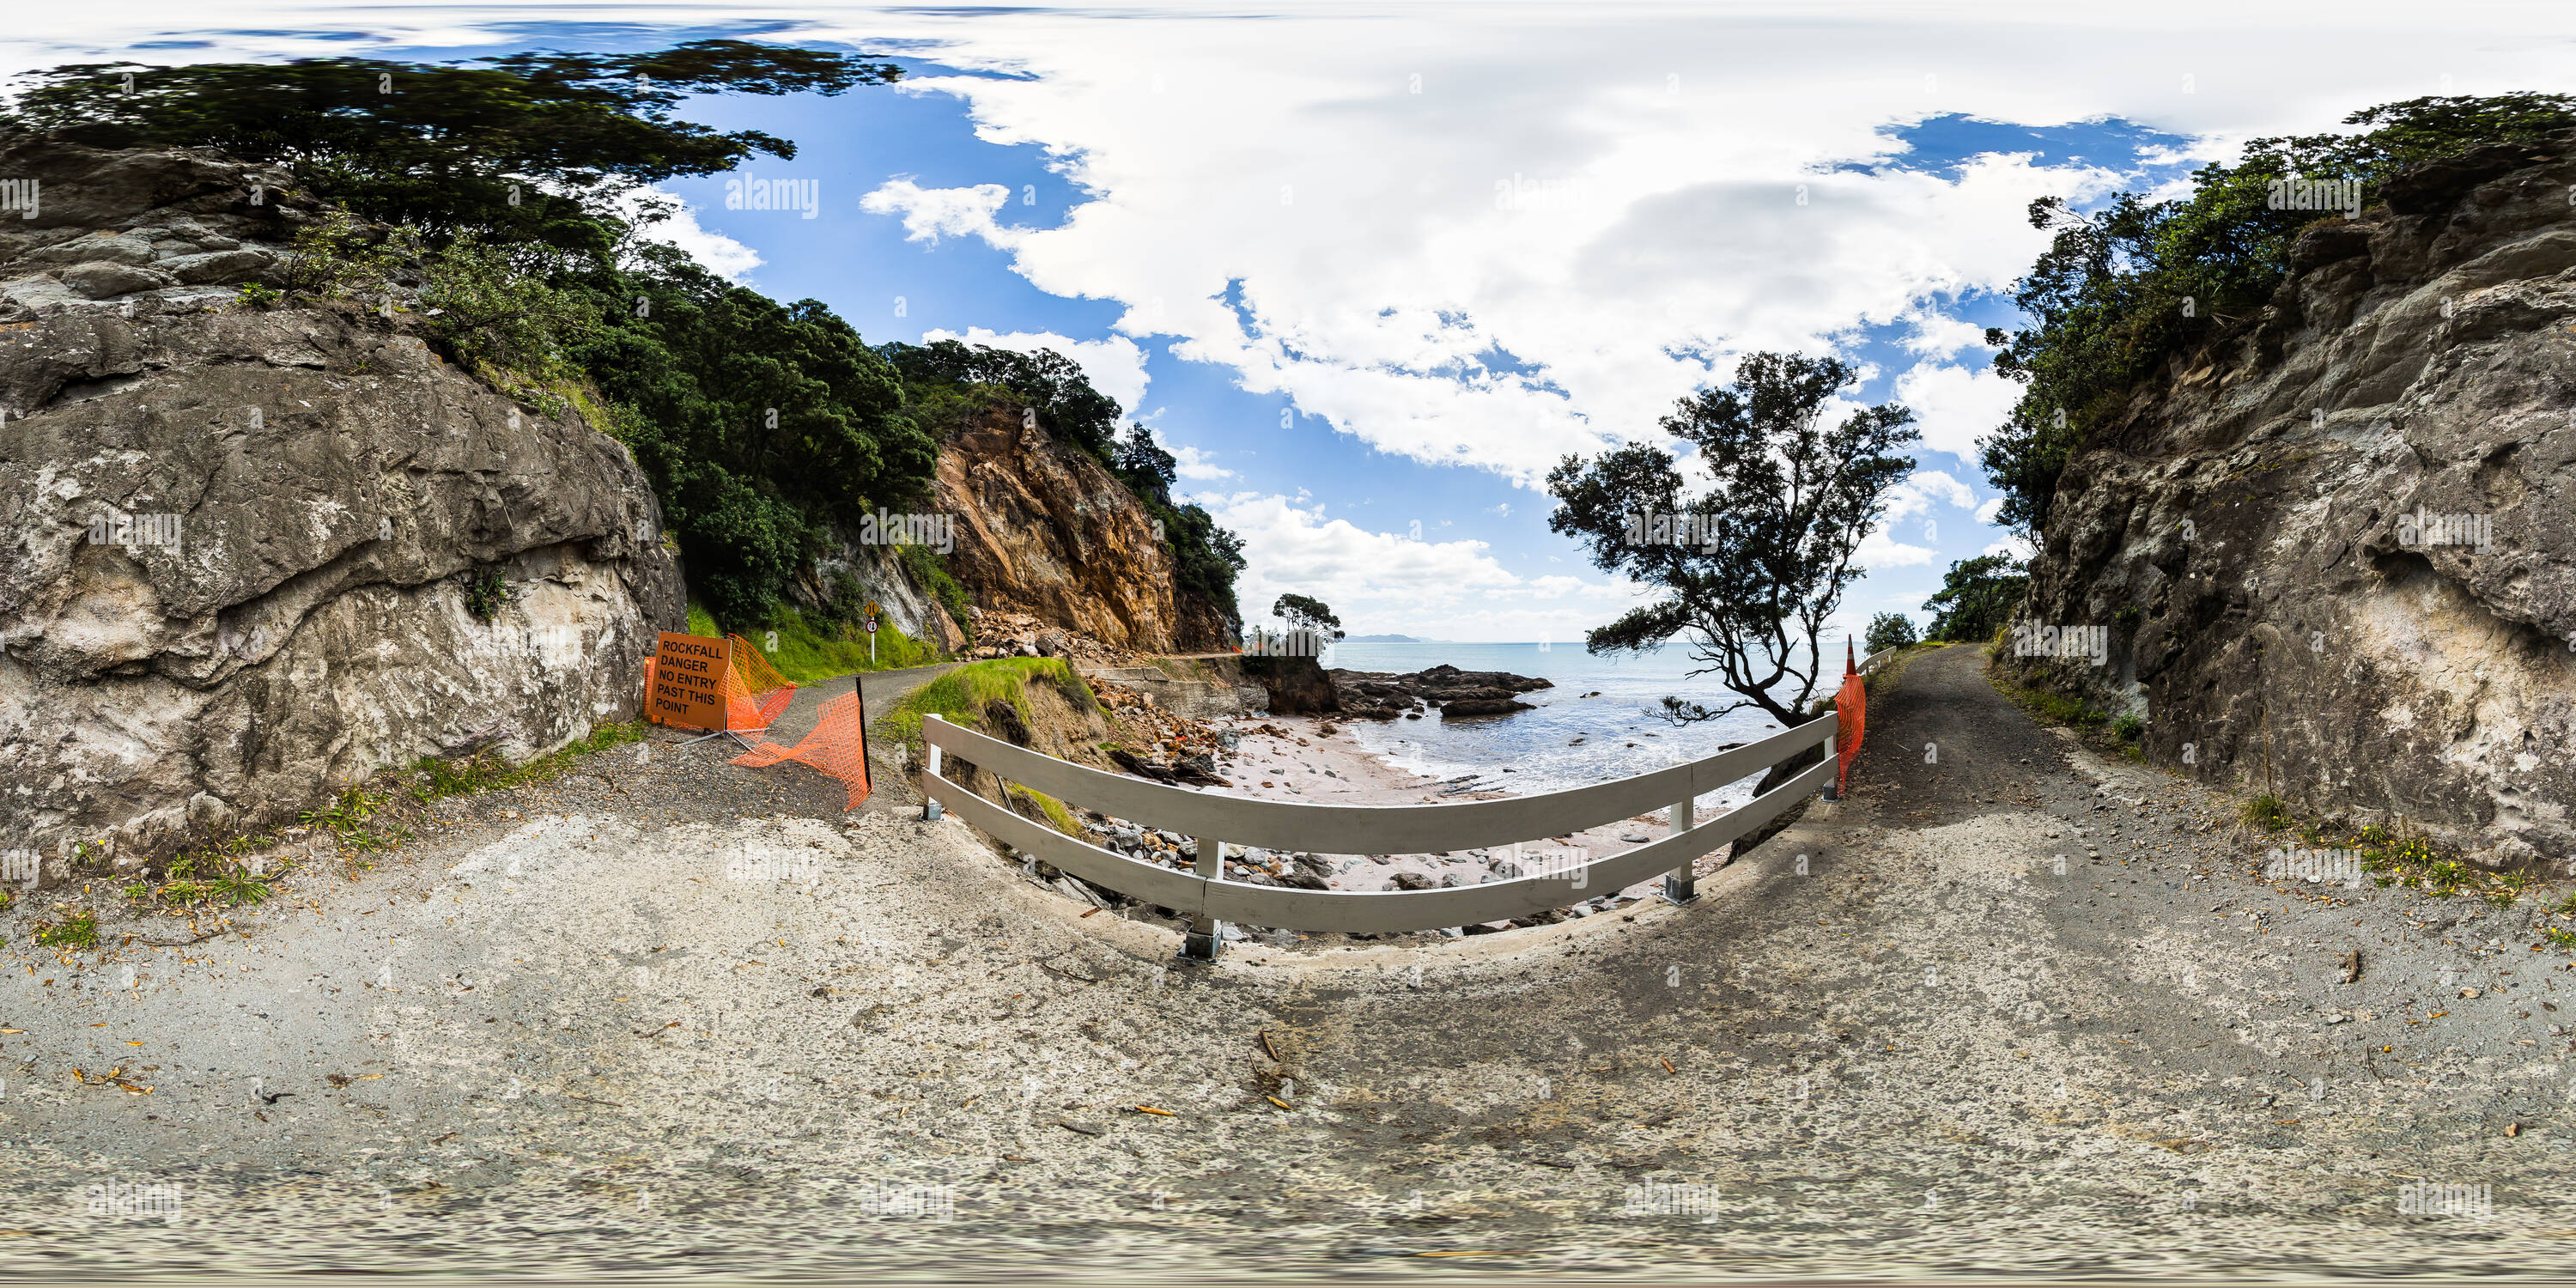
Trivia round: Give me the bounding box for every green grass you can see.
[1990,670,2112,729]
[749,605,945,685]
[2111,711,2144,743]
[884,657,1083,755]
[34,909,99,950]
[1009,784,1088,840]
[2241,794,2293,831]
[686,602,950,686]
[412,720,650,803]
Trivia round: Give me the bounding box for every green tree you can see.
[1922,554,2029,642]
[1978,93,2576,540]
[1272,593,1346,641]
[881,339,1123,459]
[2,41,897,252]
[1863,612,1918,655]
[1548,352,1917,728]
[578,245,936,625]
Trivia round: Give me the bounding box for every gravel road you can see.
[3,643,2571,1280]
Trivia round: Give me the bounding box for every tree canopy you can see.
[1548,351,1917,728]
[1978,93,2576,539]
[1922,554,2030,643]
[2,41,897,253]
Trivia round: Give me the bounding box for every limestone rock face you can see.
[2011,133,2576,866]
[935,408,1236,653]
[0,136,683,878]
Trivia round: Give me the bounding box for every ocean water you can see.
[1321,641,1839,807]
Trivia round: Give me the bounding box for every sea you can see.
[1321,641,1838,809]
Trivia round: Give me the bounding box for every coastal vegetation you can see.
[2,45,1243,638]
[1976,92,2576,539]
[1547,351,1917,728]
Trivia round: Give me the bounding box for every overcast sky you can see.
[12,3,2576,641]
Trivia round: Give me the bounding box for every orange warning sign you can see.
[647,632,732,731]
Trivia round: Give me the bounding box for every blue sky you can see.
[13,3,2576,644]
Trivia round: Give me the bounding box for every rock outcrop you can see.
[2011,132,2576,867]
[935,409,1235,654]
[1327,664,1553,720]
[0,135,683,878]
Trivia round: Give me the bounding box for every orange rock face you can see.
[935,409,1233,654]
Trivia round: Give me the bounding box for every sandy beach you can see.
[1163,709,1744,919]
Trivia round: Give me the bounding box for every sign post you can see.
[864,599,881,665]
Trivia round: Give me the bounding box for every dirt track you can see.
[4,643,2573,1280]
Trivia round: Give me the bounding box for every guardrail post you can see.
[1820,727,1841,803]
[921,714,945,821]
[1662,790,1698,905]
[1182,837,1224,961]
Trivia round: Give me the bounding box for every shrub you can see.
[2111,710,2144,743]
[1863,611,1918,655]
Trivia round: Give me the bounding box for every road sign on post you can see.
[864,600,881,663]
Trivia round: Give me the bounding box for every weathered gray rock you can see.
[0,137,683,881]
[58,260,176,298]
[2010,132,2576,868]
[156,247,277,285]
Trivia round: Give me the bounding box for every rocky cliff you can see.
[935,408,1235,654]
[0,135,683,878]
[2013,133,2576,868]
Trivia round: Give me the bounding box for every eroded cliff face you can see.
[2013,134,2576,867]
[0,137,683,878]
[935,409,1234,654]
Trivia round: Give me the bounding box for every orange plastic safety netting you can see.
[730,690,872,811]
[726,635,795,729]
[1834,671,1866,796]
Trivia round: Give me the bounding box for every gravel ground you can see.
[3,644,2573,1282]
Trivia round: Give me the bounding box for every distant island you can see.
[1342,634,1425,643]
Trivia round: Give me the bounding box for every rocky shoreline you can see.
[1327,663,1554,720]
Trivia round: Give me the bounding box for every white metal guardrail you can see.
[1860,646,1899,676]
[920,710,1838,957]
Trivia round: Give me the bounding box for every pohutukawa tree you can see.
[1546,351,1917,729]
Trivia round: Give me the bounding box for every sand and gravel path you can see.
[5,644,2573,1279]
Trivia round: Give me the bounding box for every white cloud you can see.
[1168,443,1234,481]
[1212,493,1643,641]
[1984,534,2038,561]
[1881,469,1978,523]
[1974,496,2007,526]
[1856,528,1937,569]
[612,185,762,283]
[1894,361,2024,465]
[920,326,1151,412]
[858,179,1027,247]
